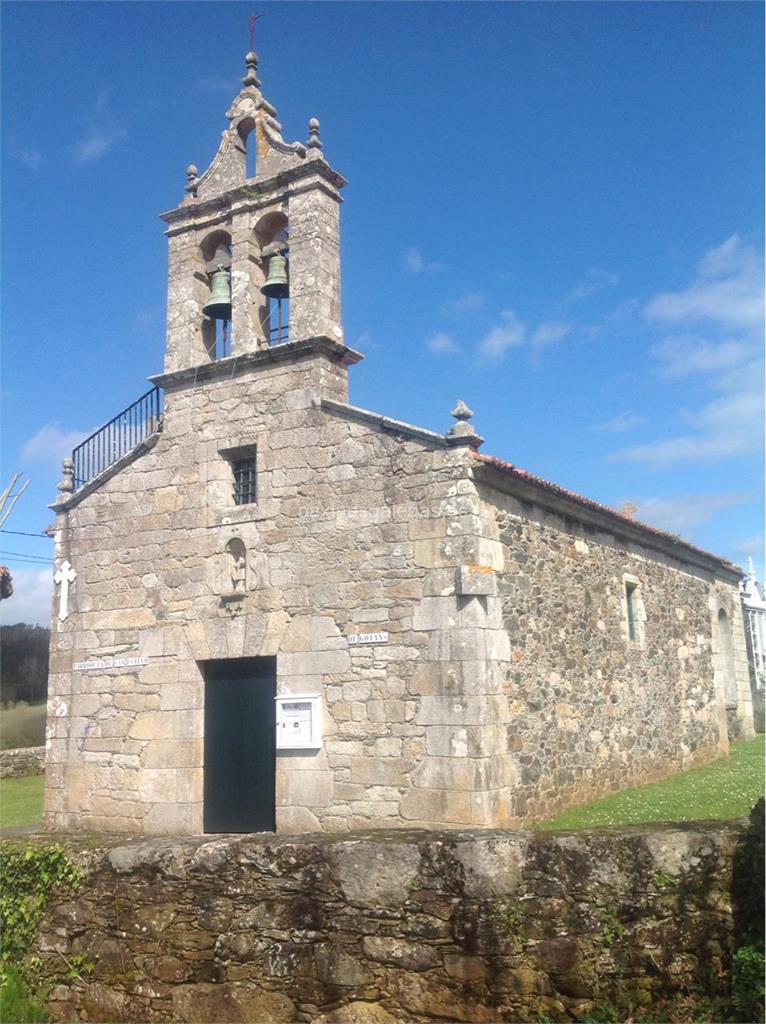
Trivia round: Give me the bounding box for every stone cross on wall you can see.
[54,560,76,622]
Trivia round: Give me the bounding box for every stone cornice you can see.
[150,337,364,393]
[161,160,346,229]
[321,400,449,448]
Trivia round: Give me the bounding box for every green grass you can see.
[537,735,765,830]
[0,775,44,830]
[0,704,47,751]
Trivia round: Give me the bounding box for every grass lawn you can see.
[537,735,765,830]
[0,774,44,830]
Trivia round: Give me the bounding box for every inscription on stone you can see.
[347,632,389,646]
[74,656,149,672]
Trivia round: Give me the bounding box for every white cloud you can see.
[612,236,763,469]
[21,425,91,466]
[651,335,752,379]
[354,332,379,352]
[73,92,127,165]
[404,248,443,274]
[452,291,486,314]
[477,311,526,362]
[733,535,765,563]
[644,235,762,332]
[592,413,646,433]
[531,321,571,349]
[630,492,750,535]
[426,332,458,356]
[10,139,42,170]
[566,269,619,303]
[609,420,758,469]
[0,568,52,627]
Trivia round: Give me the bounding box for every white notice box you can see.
[275,694,322,750]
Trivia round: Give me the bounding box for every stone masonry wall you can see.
[0,745,45,778]
[478,480,753,823]
[46,345,506,834]
[30,818,760,1023]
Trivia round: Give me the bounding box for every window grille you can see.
[232,457,257,505]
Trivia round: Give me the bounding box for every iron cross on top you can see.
[248,12,264,51]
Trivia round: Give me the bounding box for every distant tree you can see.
[0,624,50,705]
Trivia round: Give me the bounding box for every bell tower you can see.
[161,51,347,373]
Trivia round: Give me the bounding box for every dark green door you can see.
[203,657,276,832]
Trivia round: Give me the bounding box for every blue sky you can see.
[1,1,763,625]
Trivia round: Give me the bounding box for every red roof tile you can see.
[474,451,742,575]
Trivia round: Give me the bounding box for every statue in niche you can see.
[225,538,247,595]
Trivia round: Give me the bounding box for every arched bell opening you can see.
[255,212,290,346]
[238,117,257,180]
[200,230,233,360]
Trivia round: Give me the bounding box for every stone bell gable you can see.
[44,51,754,837]
[163,49,344,373]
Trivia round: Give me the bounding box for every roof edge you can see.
[321,399,448,448]
[475,452,742,581]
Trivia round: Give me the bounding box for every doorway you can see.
[202,656,276,832]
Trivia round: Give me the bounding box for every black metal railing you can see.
[72,387,163,490]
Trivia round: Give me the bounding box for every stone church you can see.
[44,52,754,836]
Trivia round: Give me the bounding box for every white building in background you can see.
[740,558,766,688]
[740,558,765,733]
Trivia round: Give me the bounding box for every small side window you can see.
[622,574,644,646]
[626,582,638,642]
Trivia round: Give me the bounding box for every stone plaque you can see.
[74,656,149,671]
[347,632,389,646]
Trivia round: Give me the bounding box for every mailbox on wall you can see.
[275,694,322,750]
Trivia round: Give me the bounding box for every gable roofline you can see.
[320,399,449,448]
[474,452,742,582]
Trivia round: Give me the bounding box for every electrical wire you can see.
[0,529,51,538]
[0,550,54,563]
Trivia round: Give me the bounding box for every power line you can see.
[0,550,54,564]
[0,529,51,539]
[0,557,53,567]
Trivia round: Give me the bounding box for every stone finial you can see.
[620,501,638,519]
[451,399,474,423]
[57,458,74,496]
[447,399,483,448]
[185,164,199,196]
[307,117,323,150]
[242,50,261,88]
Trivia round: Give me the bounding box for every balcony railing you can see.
[72,387,163,491]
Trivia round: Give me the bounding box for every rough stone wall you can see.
[479,481,752,822]
[31,820,759,1023]
[0,745,45,778]
[45,346,502,835]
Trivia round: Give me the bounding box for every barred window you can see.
[232,457,257,505]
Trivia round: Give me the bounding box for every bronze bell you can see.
[261,253,289,299]
[202,267,232,320]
